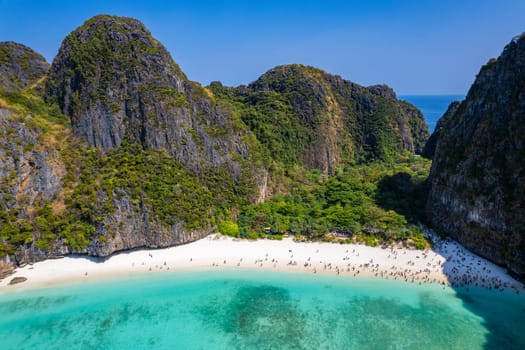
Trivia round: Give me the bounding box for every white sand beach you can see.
[1,234,523,293]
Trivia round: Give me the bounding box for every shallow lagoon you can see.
[0,270,524,349]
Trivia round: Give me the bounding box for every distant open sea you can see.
[1,270,524,349]
[400,95,465,132]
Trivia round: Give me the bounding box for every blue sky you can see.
[0,0,523,94]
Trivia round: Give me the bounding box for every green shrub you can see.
[364,235,379,247]
[218,220,240,237]
[267,234,283,240]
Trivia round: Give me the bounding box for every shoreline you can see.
[0,234,523,294]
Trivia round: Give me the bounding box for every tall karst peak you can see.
[0,41,49,92]
[426,34,525,279]
[46,14,250,175]
[0,14,434,272]
[219,63,429,174]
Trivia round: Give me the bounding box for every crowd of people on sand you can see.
[116,235,524,295]
[432,237,523,293]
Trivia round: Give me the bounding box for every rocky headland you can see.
[426,34,525,279]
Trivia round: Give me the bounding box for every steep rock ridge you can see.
[0,102,69,267]
[215,65,429,174]
[46,15,249,176]
[0,109,65,208]
[0,42,49,92]
[0,42,65,272]
[40,15,261,259]
[0,91,221,267]
[427,34,525,279]
[0,14,431,274]
[0,36,247,270]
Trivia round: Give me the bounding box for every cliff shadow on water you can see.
[375,173,525,349]
[420,33,525,349]
[435,239,525,350]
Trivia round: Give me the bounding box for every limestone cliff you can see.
[421,101,460,159]
[1,15,430,274]
[0,42,49,92]
[0,92,218,266]
[212,64,429,174]
[427,34,525,279]
[0,101,68,268]
[46,15,250,176]
[1,16,258,269]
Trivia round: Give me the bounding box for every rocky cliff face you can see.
[1,14,430,275]
[0,99,215,266]
[46,15,249,176]
[0,109,65,212]
[213,65,429,174]
[0,42,49,92]
[421,101,460,159]
[0,16,257,270]
[0,42,64,271]
[427,34,525,279]
[0,102,68,268]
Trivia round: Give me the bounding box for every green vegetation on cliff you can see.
[211,65,429,173]
[0,90,251,256]
[0,89,72,254]
[0,42,49,92]
[426,34,525,278]
[65,141,251,231]
[0,15,434,265]
[235,155,430,248]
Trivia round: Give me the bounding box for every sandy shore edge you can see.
[1,234,523,293]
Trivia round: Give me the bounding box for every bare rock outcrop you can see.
[426,34,525,279]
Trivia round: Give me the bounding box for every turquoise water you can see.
[400,95,464,132]
[1,270,524,349]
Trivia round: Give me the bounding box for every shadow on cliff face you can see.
[376,172,525,349]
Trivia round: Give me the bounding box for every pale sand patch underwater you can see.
[1,234,523,293]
